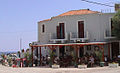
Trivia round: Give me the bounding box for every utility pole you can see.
[20,38,22,51]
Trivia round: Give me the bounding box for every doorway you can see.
[56,23,65,39]
[59,46,65,57]
[79,47,84,57]
[78,21,84,38]
[111,42,119,58]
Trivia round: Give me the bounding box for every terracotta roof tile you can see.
[39,9,100,23]
[39,19,51,23]
[58,9,100,16]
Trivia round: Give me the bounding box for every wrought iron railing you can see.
[70,31,89,38]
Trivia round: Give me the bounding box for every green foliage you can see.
[48,50,55,65]
[98,51,103,62]
[1,54,5,59]
[49,50,55,58]
[7,56,12,66]
[95,50,103,62]
[28,53,33,62]
[112,10,120,39]
[25,52,30,60]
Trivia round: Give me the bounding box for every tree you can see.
[112,10,120,39]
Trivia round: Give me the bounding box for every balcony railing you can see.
[49,33,68,43]
[70,31,89,42]
[104,30,116,39]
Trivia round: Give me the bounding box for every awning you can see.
[31,42,107,47]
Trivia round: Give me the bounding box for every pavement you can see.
[0,64,120,73]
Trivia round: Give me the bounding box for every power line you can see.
[81,0,114,7]
[0,30,36,34]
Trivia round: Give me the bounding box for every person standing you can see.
[16,51,21,67]
[20,49,25,67]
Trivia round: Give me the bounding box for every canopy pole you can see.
[76,46,79,63]
[31,46,34,67]
[108,43,110,58]
[40,47,42,66]
[58,46,60,58]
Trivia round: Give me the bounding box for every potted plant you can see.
[49,50,55,67]
[108,62,119,68]
[52,64,60,68]
[78,64,87,69]
[100,61,105,67]
[98,51,105,67]
[77,58,87,69]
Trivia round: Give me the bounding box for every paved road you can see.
[0,65,120,73]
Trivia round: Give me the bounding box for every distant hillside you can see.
[0,52,17,56]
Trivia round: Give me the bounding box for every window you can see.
[111,18,113,30]
[111,18,115,36]
[42,24,45,33]
[56,23,65,39]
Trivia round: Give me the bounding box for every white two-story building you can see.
[33,9,119,60]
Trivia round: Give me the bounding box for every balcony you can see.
[49,33,68,43]
[70,31,89,42]
[104,30,116,40]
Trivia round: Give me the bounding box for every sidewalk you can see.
[0,64,120,73]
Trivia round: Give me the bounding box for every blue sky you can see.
[0,0,119,52]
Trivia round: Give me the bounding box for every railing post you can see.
[31,46,34,67]
[108,43,110,58]
[40,47,42,66]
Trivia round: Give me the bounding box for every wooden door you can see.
[78,21,84,38]
[57,26,60,39]
[111,42,119,58]
[56,23,65,39]
[59,23,65,39]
